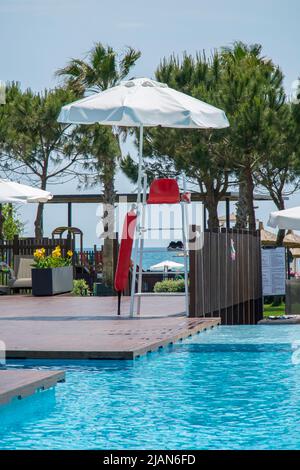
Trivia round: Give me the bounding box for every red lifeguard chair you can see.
[147,179,181,205]
[129,176,190,317]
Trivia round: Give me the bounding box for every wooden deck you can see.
[0,295,220,359]
[0,370,65,405]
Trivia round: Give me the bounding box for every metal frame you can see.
[130,125,144,317]
[130,126,189,318]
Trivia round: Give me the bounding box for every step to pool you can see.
[0,370,65,405]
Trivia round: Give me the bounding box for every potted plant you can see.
[32,246,73,296]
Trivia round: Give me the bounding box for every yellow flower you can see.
[34,249,44,259]
[52,246,61,258]
[67,250,73,257]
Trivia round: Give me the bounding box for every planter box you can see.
[32,266,73,296]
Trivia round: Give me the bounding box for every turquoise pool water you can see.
[2,325,300,450]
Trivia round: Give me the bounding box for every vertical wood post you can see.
[0,203,3,239]
[112,232,119,289]
[225,198,230,230]
[203,203,207,230]
[189,224,200,317]
[67,202,72,227]
[13,235,19,255]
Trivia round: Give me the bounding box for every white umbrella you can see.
[58,77,229,316]
[0,179,53,204]
[58,77,229,129]
[268,207,300,231]
[58,77,229,206]
[150,260,184,271]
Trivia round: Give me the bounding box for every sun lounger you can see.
[7,255,34,291]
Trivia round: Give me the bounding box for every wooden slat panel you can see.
[189,228,263,325]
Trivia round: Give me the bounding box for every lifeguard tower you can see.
[114,176,191,317]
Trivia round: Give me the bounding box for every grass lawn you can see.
[264,303,285,317]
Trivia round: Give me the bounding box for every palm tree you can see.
[56,43,141,95]
[56,43,141,286]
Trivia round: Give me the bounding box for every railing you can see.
[74,248,103,270]
[189,227,263,325]
[12,236,71,256]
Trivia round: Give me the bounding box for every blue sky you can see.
[1,0,300,246]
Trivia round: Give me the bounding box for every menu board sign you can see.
[262,248,286,296]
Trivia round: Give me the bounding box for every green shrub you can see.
[2,204,24,240]
[154,279,186,293]
[72,279,90,296]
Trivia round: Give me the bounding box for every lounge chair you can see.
[7,255,34,292]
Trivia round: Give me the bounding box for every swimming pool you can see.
[1,325,300,450]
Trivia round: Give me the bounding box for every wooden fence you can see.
[189,227,263,325]
[0,236,107,287]
[0,236,71,258]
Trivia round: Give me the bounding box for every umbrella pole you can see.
[130,124,144,317]
[137,174,147,316]
[181,174,189,317]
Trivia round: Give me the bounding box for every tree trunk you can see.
[245,166,256,231]
[236,165,256,230]
[275,196,286,246]
[205,193,220,230]
[236,177,248,229]
[198,176,227,231]
[34,179,47,238]
[34,203,44,238]
[276,230,285,246]
[102,159,116,287]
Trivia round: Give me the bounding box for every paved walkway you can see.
[0,370,65,405]
[0,296,220,359]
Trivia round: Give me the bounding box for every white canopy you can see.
[58,77,229,198]
[58,77,229,129]
[150,260,184,271]
[0,179,53,204]
[268,207,300,231]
